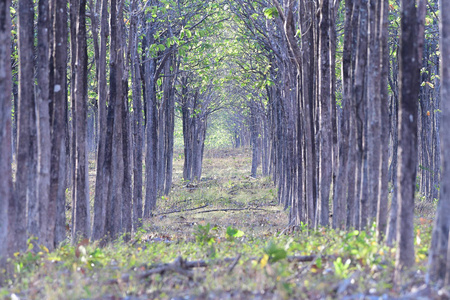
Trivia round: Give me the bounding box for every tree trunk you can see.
[376,0,389,241]
[366,0,381,225]
[144,53,158,216]
[250,101,259,177]
[395,0,422,276]
[36,0,52,248]
[91,0,109,241]
[108,0,125,239]
[428,0,450,284]
[131,0,143,231]
[121,4,132,239]
[0,0,13,274]
[11,0,35,254]
[333,0,352,230]
[72,0,90,241]
[351,0,368,230]
[50,0,68,249]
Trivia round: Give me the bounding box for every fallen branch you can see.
[287,255,317,263]
[227,254,242,273]
[187,207,280,215]
[105,254,318,285]
[139,256,193,280]
[156,205,208,216]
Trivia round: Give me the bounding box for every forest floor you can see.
[1,148,440,300]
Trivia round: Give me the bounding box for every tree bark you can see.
[352,0,368,230]
[36,0,52,248]
[376,0,389,241]
[11,0,35,254]
[316,0,332,227]
[428,0,450,284]
[72,0,90,241]
[366,0,381,225]
[0,0,13,274]
[333,0,352,230]
[50,0,68,249]
[92,0,109,241]
[131,0,143,231]
[143,37,158,217]
[395,0,422,275]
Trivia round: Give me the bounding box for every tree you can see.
[36,0,52,248]
[317,0,332,227]
[51,0,68,247]
[0,0,13,276]
[10,0,35,253]
[72,0,90,241]
[428,0,450,285]
[395,0,425,277]
[91,0,109,241]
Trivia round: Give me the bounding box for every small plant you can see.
[264,241,287,263]
[194,223,217,245]
[226,226,244,242]
[333,257,351,279]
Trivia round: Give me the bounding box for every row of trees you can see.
[0,0,229,275]
[1,0,450,287]
[220,0,449,285]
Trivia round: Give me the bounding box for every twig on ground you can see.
[156,205,208,216]
[287,255,316,262]
[187,207,280,215]
[227,254,242,273]
[139,256,194,280]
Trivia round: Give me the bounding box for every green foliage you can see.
[263,7,279,19]
[333,257,351,279]
[264,241,287,263]
[194,223,217,245]
[225,226,245,241]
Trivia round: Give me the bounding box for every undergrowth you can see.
[0,148,435,300]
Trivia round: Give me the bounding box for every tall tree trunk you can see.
[131,0,143,231]
[50,0,68,248]
[353,0,368,230]
[143,53,158,216]
[121,3,132,239]
[376,0,389,241]
[395,0,422,276]
[108,0,125,239]
[36,0,52,248]
[333,0,352,229]
[91,0,109,241]
[72,0,90,241]
[366,0,381,225]
[0,0,13,275]
[11,0,35,254]
[346,0,360,229]
[428,0,450,284]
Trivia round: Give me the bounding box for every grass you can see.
[1,148,438,299]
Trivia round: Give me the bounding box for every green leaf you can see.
[263,7,279,19]
[264,241,287,263]
[226,226,244,240]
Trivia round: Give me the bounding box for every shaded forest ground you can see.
[1,148,439,299]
